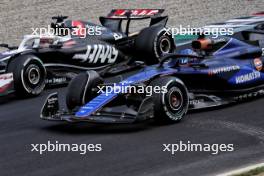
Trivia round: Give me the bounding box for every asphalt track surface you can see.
[0,86,264,176]
[0,0,264,175]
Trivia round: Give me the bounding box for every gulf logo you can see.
[254,58,263,71]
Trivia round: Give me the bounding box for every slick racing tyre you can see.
[7,54,46,97]
[150,76,189,123]
[135,25,175,65]
[66,70,103,110]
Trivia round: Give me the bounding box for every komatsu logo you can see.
[235,71,261,84]
[73,44,118,64]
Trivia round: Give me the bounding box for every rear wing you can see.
[107,9,164,19]
[100,9,167,35]
[252,12,264,16]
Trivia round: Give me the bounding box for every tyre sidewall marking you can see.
[161,78,189,120]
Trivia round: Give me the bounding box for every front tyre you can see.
[7,54,46,97]
[66,71,103,111]
[150,76,189,123]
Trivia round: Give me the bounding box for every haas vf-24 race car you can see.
[0,9,174,97]
[41,32,264,124]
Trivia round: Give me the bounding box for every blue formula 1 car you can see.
[40,31,264,124]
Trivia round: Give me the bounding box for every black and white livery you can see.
[0,9,175,97]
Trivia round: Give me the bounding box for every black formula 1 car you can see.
[0,9,174,97]
[40,30,264,124]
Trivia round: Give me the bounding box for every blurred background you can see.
[0,0,263,45]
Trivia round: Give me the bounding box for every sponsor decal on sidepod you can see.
[73,44,118,64]
[235,71,261,84]
[208,65,240,75]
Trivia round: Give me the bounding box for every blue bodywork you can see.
[76,67,176,118]
[74,37,264,119]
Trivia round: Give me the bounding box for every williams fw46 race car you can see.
[41,32,264,124]
[0,9,174,98]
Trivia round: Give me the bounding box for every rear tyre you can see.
[7,54,46,97]
[150,76,189,123]
[135,26,175,65]
[66,70,103,110]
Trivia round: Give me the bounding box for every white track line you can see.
[217,162,264,176]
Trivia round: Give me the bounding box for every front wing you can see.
[40,93,154,124]
[40,92,237,124]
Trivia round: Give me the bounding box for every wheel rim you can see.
[167,87,183,111]
[160,38,171,54]
[27,65,41,85]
